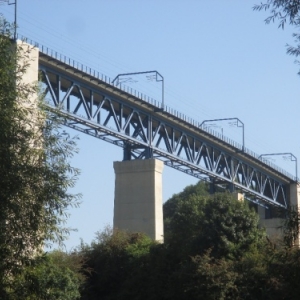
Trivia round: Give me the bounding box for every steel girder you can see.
[39,56,291,209]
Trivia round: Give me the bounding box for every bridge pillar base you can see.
[113,159,164,242]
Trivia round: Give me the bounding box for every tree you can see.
[79,227,155,300]
[0,19,81,296]
[164,183,265,259]
[253,1,300,28]
[162,184,272,299]
[152,185,266,299]
[279,205,300,247]
[78,182,300,299]
[163,181,210,243]
[253,0,300,71]
[7,251,85,300]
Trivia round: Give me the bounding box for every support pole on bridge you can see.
[113,159,164,242]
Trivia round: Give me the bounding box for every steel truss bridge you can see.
[34,42,297,210]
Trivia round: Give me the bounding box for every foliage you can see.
[79,183,272,299]
[79,227,156,300]
[181,252,238,299]
[7,251,85,300]
[163,181,209,242]
[164,183,265,259]
[253,0,300,72]
[233,243,300,299]
[164,181,210,219]
[253,0,300,28]
[280,205,300,247]
[0,19,80,295]
[77,180,300,299]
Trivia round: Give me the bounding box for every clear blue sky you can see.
[2,0,300,250]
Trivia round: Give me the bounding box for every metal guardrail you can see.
[18,34,297,182]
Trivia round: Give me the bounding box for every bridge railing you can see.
[17,34,297,182]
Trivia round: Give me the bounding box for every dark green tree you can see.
[7,251,85,300]
[0,20,81,296]
[164,183,265,259]
[278,205,300,247]
[78,181,300,299]
[79,183,269,299]
[79,227,155,300]
[163,181,209,243]
[160,185,267,299]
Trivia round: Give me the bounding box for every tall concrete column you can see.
[289,183,300,207]
[17,41,39,85]
[113,159,164,242]
[289,183,300,246]
[17,41,40,129]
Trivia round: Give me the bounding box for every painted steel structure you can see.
[36,46,297,210]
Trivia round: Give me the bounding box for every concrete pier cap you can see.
[113,159,164,242]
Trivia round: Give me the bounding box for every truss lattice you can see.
[39,53,293,209]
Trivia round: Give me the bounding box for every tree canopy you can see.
[74,181,300,299]
[164,182,265,259]
[8,251,85,300]
[78,183,281,299]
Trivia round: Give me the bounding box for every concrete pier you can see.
[257,183,300,244]
[113,159,164,242]
[17,40,39,85]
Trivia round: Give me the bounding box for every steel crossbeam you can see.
[39,52,293,209]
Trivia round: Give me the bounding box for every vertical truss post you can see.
[123,143,132,161]
[144,147,153,159]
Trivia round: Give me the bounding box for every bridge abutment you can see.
[113,159,164,242]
